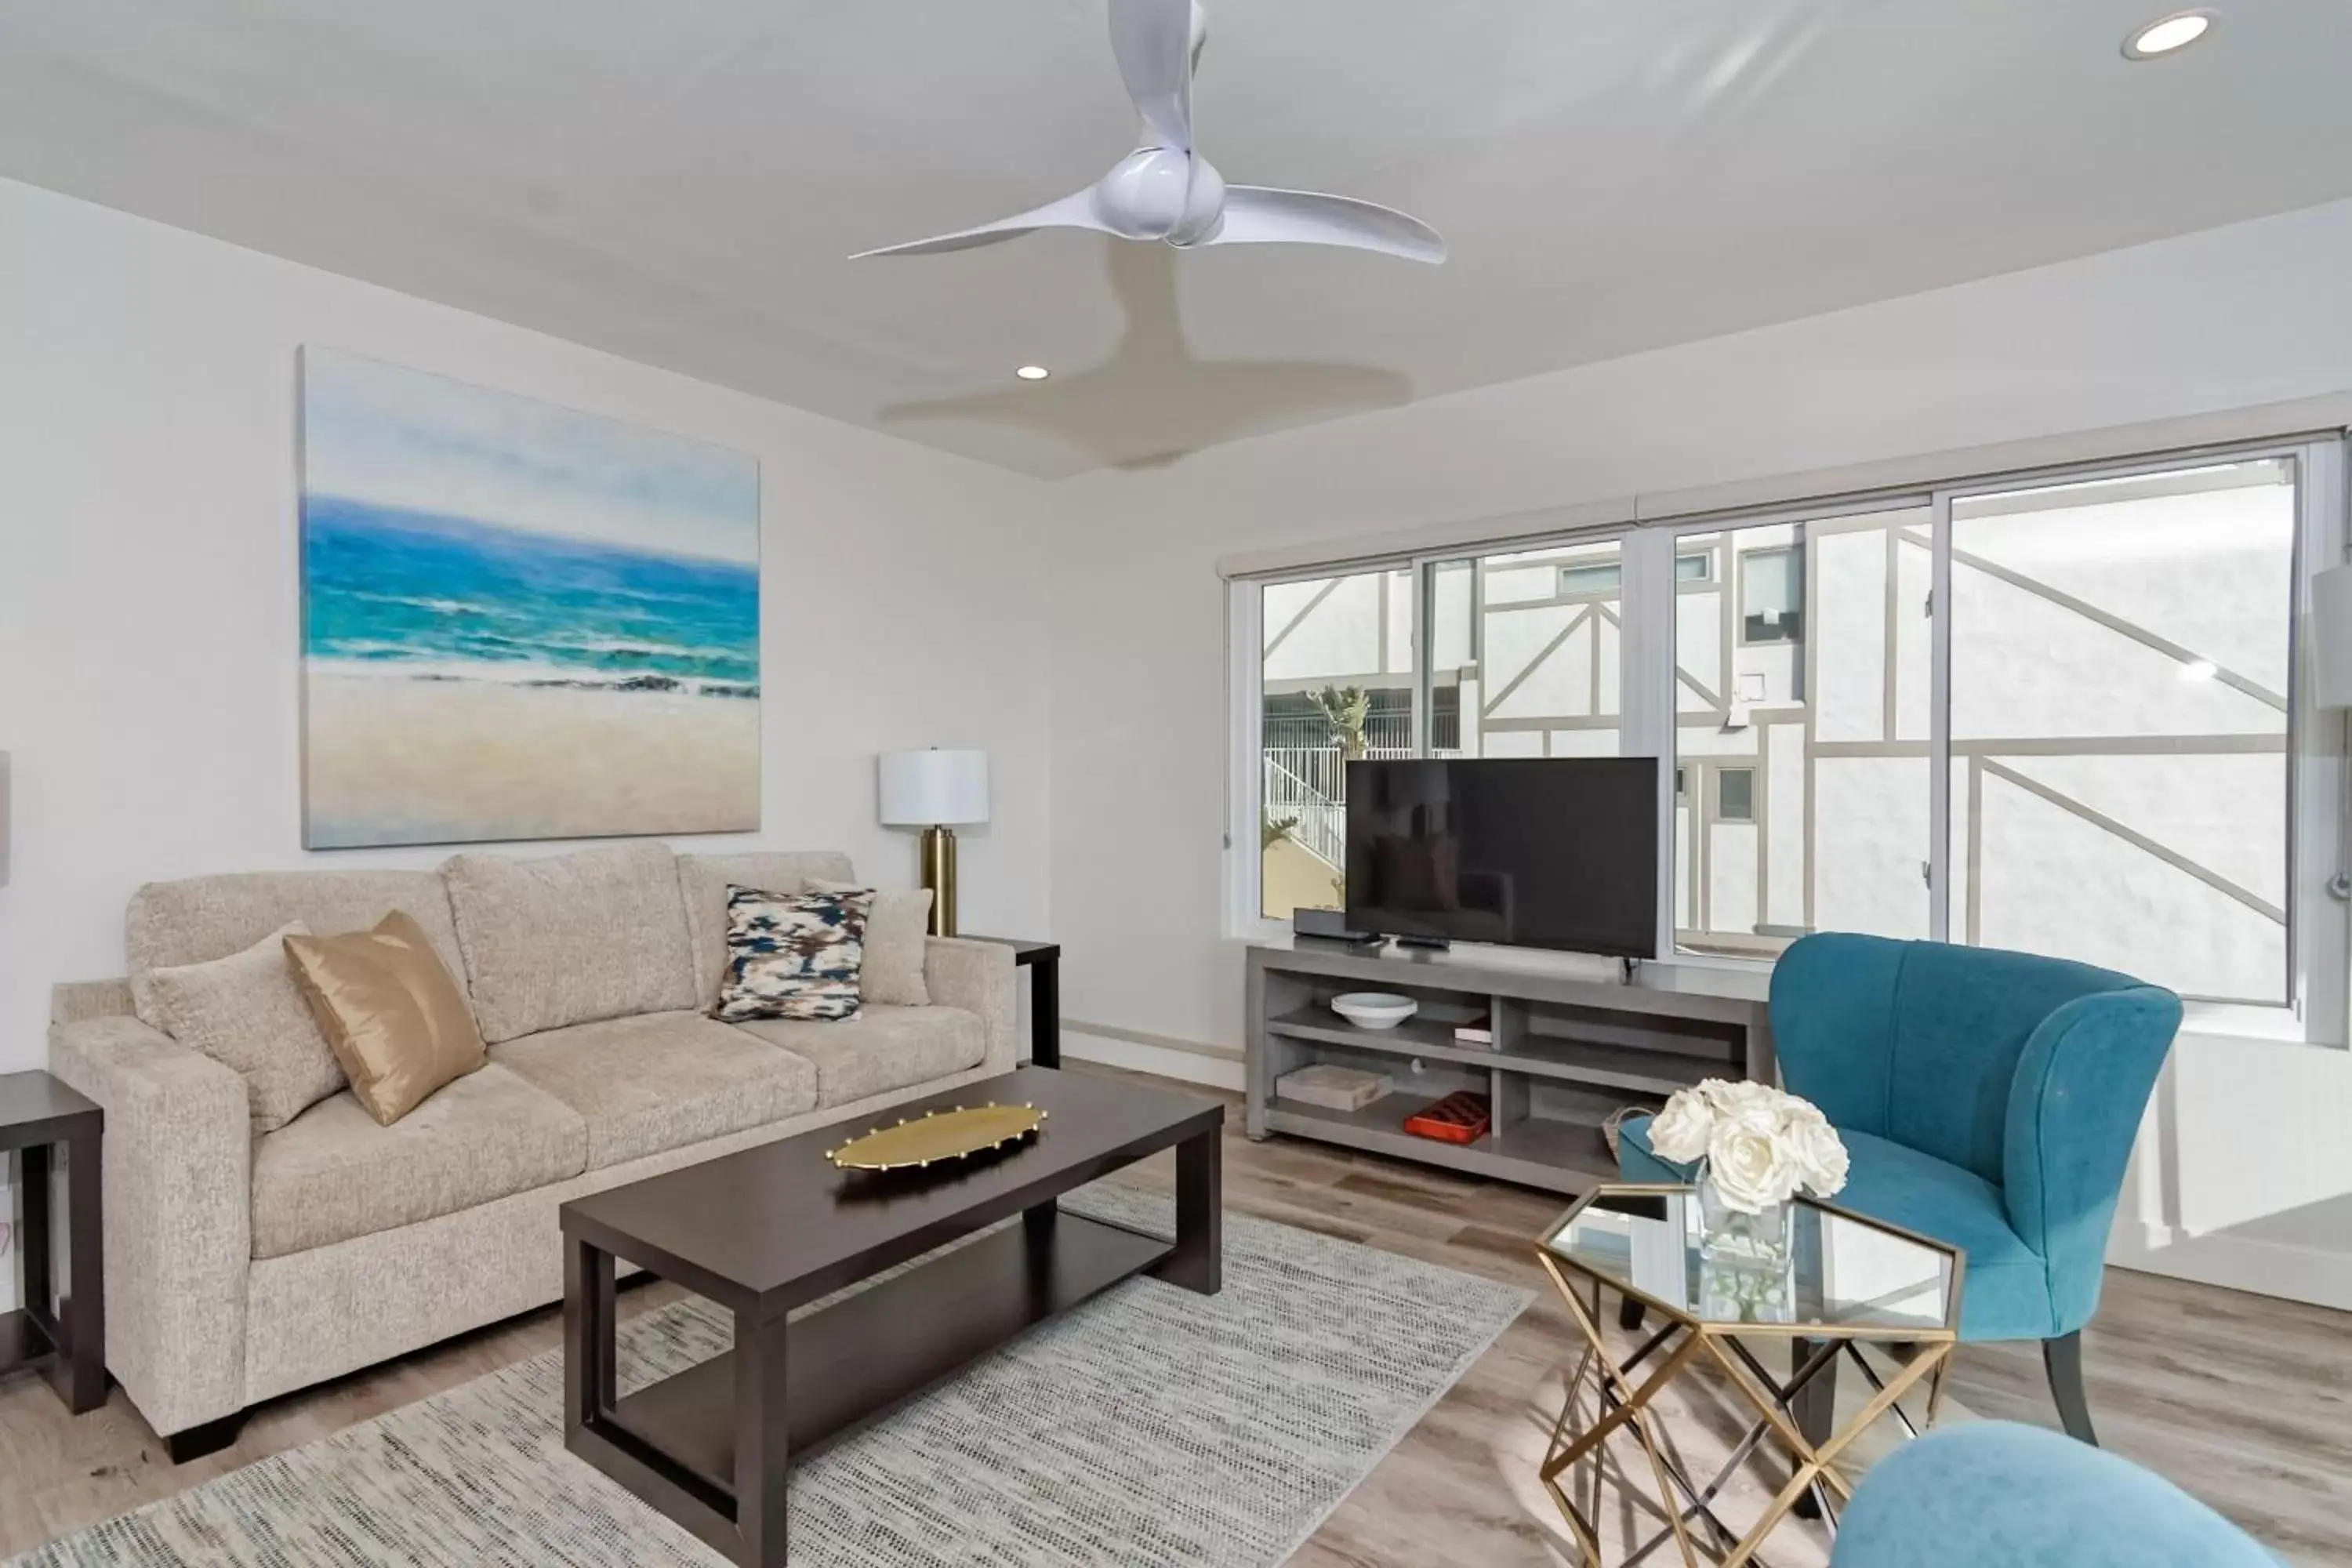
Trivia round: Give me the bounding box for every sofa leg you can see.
[163,1410,248,1465]
[2044,1330,2099,1446]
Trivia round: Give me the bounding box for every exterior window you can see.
[1718,768,1755,822]
[1741,546,1804,644]
[1676,553,1714,583]
[1561,562,1622,597]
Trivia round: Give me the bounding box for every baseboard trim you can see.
[1061,1019,1244,1062]
[1061,1028,1244,1092]
[2107,1224,2352,1312]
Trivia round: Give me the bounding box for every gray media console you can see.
[1245,938,1774,1192]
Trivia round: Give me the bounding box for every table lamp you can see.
[878,749,989,935]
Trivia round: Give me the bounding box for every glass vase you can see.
[1696,1167,1795,1269]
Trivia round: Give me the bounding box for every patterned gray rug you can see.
[17,1183,1530,1568]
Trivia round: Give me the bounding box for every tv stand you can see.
[1246,938,1773,1194]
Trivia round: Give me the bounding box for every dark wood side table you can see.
[961,937,1061,1069]
[1,1071,105,1414]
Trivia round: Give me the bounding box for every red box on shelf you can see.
[1402,1091,1490,1145]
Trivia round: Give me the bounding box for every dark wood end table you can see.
[560,1065,1221,1566]
[960,936,1061,1068]
[1,1071,106,1414]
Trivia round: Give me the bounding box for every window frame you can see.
[1226,434,2349,1044]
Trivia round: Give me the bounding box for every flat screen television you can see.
[1343,757,1659,958]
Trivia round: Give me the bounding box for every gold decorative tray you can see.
[826,1102,1047,1171]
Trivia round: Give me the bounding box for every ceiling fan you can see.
[852,0,1446,266]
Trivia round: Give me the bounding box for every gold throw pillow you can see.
[283,911,488,1125]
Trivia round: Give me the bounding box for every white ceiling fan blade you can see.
[850,188,1111,259]
[1109,0,1196,152]
[1204,186,1447,264]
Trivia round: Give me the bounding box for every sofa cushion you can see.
[251,1063,586,1259]
[732,1005,987,1108]
[677,851,855,1007]
[129,869,466,999]
[139,921,346,1135]
[443,843,699,1043]
[490,1011,818,1169]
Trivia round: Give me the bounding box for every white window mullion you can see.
[1225,579,1271,938]
[1411,557,1436,758]
[1617,528,1677,959]
[1927,490,1955,942]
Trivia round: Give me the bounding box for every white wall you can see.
[0,179,1058,1305]
[1048,196,2352,1305]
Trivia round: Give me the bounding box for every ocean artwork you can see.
[299,349,760,848]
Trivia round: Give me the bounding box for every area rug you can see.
[16,1183,1530,1568]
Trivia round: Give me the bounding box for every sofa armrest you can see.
[923,937,1018,1074]
[47,1014,252,1436]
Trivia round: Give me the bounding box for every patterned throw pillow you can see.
[711,884,873,1022]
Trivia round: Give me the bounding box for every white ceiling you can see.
[6,2,2352,478]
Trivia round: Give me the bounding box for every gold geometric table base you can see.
[1537,1249,1955,1568]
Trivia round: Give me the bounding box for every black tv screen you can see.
[1343,757,1659,958]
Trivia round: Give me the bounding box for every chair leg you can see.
[2044,1330,2099,1446]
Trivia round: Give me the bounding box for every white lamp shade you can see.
[878,749,989,826]
[2312,564,2352,710]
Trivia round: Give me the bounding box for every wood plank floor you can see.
[2,1063,2347,1564]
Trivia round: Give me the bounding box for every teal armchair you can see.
[1620,933,2183,1443]
[1831,1421,2274,1566]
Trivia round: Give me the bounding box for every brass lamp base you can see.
[920,824,959,936]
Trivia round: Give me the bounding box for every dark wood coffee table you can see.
[559,1065,1223,1567]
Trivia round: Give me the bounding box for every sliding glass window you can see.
[1235,436,2339,1021]
[1668,458,2302,1003]
[1946,458,2295,1004]
[1258,567,1415,920]
[1675,508,1933,956]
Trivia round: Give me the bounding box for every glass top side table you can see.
[1534,1185,1965,1567]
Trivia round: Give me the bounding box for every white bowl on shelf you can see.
[1331,992,1418,1030]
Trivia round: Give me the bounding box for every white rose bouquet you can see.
[1646,1080,1848,1215]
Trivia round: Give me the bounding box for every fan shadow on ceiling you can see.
[876,241,1412,470]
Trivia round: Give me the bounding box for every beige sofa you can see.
[45,845,1016,1459]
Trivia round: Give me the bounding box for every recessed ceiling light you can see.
[1014,365,1051,381]
[2124,9,2215,60]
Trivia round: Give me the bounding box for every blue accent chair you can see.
[1619,933,2183,1443]
[1830,1421,2277,1566]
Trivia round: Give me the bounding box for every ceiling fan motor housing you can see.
[1095,147,1226,245]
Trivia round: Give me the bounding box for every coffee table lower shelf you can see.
[568,1210,1174,1560]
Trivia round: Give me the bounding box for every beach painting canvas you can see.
[299,349,760,848]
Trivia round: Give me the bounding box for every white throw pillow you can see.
[806,877,931,1007]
